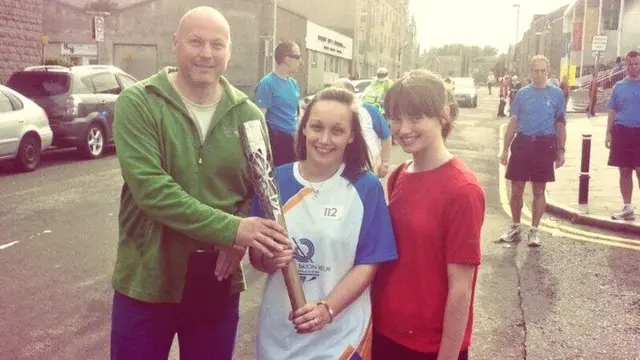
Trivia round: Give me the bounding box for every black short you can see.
[608,123,640,169]
[506,133,557,183]
[267,124,296,167]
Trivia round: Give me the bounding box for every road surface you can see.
[0,88,638,359]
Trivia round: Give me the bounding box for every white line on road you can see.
[0,241,19,250]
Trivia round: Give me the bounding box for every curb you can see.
[498,123,640,237]
[545,198,640,236]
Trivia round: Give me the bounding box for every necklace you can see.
[299,163,329,199]
[309,181,326,199]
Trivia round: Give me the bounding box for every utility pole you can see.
[272,0,278,71]
[617,0,625,57]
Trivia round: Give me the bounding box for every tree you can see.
[418,44,501,76]
[491,54,510,77]
[481,46,499,56]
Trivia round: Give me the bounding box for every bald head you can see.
[332,78,355,93]
[172,6,232,89]
[176,6,230,39]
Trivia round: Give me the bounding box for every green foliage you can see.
[491,54,510,77]
[417,44,501,77]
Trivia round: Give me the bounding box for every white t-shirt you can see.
[169,74,218,143]
[356,102,391,165]
[251,162,397,360]
[181,97,217,144]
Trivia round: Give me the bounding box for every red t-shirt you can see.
[372,157,485,354]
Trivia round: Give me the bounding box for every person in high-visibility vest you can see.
[443,76,455,92]
[362,67,394,112]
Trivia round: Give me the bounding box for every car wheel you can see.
[78,123,105,159]
[473,97,478,108]
[13,134,41,172]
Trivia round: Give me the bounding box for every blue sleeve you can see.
[365,103,391,139]
[608,84,619,110]
[511,90,522,117]
[354,173,398,265]
[254,77,273,109]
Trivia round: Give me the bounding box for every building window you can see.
[310,51,318,68]
[604,0,621,30]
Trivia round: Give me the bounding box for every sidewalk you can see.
[545,115,640,235]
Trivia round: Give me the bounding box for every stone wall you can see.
[43,0,271,95]
[0,0,43,84]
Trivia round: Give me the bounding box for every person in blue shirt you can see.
[499,55,567,247]
[254,40,302,166]
[332,78,392,178]
[606,50,640,221]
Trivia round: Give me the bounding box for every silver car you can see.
[0,85,53,172]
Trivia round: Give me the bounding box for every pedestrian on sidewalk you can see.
[487,72,495,95]
[507,75,521,116]
[605,50,640,221]
[560,75,570,109]
[249,87,397,360]
[254,40,302,166]
[497,77,508,117]
[586,68,599,117]
[332,78,393,178]
[499,55,567,247]
[372,69,485,360]
[109,7,291,360]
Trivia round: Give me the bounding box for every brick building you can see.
[0,0,44,84]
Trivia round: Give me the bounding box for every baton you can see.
[239,120,306,311]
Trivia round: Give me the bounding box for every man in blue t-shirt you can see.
[254,40,302,166]
[605,50,640,221]
[499,55,567,247]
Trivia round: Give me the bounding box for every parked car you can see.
[6,65,137,159]
[451,77,478,108]
[0,84,53,172]
[301,78,373,108]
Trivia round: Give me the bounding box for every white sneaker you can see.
[612,207,635,221]
[497,224,521,243]
[527,229,541,247]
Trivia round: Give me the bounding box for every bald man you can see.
[332,78,392,178]
[110,6,290,360]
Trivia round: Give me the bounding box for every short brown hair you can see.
[626,50,640,59]
[384,69,456,138]
[530,54,550,69]
[274,41,298,65]
[295,87,372,182]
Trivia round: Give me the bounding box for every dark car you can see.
[7,65,137,159]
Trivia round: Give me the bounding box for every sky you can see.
[408,0,573,54]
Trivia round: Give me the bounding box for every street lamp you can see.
[513,4,520,46]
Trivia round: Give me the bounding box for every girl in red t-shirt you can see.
[372,69,486,360]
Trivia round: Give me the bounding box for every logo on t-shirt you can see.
[293,237,331,283]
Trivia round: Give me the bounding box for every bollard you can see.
[578,133,592,205]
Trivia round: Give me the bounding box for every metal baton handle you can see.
[239,120,306,311]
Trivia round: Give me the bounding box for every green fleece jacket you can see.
[112,67,266,303]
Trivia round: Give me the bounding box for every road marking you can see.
[0,241,19,250]
[497,123,640,251]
